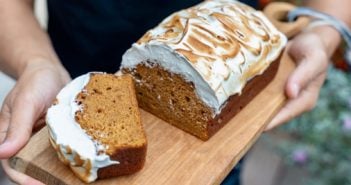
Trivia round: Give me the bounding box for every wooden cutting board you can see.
[10,2,307,185]
[10,49,295,185]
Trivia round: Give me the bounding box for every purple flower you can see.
[292,149,308,164]
[342,117,351,131]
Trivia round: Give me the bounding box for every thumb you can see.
[1,159,44,185]
[0,94,41,158]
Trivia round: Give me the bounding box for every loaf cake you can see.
[46,73,147,183]
[121,0,287,140]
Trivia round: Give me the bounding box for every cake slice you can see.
[121,0,287,140]
[46,73,147,183]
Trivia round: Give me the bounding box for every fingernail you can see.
[265,115,279,131]
[0,141,14,158]
[291,83,300,98]
[264,122,274,131]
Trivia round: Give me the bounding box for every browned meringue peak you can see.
[137,0,283,69]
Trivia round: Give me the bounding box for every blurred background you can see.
[0,0,350,184]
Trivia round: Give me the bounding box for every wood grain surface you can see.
[10,48,295,185]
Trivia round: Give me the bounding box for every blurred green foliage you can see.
[277,65,351,185]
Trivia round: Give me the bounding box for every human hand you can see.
[265,26,341,130]
[0,59,70,184]
[1,159,44,185]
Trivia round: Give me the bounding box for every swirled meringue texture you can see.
[46,73,119,183]
[121,0,287,115]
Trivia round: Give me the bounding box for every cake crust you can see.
[207,53,281,138]
[97,145,147,178]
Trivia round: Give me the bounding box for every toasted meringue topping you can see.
[122,0,287,114]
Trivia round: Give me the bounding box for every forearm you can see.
[304,0,351,57]
[0,0,63,79]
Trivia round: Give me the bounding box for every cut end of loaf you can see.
[123,62,213,140]
[75,74,147,156]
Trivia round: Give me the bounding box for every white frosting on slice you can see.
[121,0,287,114]
[46,73,119,183]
